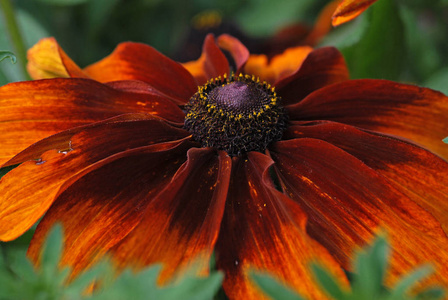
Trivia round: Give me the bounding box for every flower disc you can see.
[184,74,288,156]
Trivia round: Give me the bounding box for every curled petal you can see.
[271,138,448,288]
[215,152,347,300]
[285,121,448,234]
[332,0,378,26]
[182,34,230,86]
[217,34,250,74]
[84,42,197,104]
[287,79,448,159]
[243,46,313,85]
[110,148,232,282]
[27,37,86,80]
[0,119,190,241]
[0,78,185,165]
[278,47,349,106]
[27,140,193,277]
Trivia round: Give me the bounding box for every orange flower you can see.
[332,0,378,26]
[1,34,448,299]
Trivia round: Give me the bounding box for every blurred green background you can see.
[1,0,448,94]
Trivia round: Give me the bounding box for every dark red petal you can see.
[0,119,190,241]
[27,140,193,277]
[217,34,250,74]
[0,78,185,165]
[277,47,349,106]
[215,152,347,300]
[285,121,448,234]
[109,148,231,282]
[270,138,448,288]
[182,34,230,86]
[83,42,197,104]
[287,79,448,159]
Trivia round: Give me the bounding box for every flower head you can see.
[1,34,448,299]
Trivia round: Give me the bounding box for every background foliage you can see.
[1,0,448,299]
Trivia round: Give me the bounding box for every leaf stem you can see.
[0,0,31,80]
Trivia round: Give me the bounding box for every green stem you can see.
[0,0,30,80]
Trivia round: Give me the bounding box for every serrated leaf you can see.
[250,271,304,300]
[0,51,16,64]
[311,263,348,300]
[343,0,406,80]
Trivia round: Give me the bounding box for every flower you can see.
[1,34,448,299]
[332,0,379,26]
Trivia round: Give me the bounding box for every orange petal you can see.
[27,140,193,277]
[0,119,190,241]
[217,34,249,74]
[332,0,378,26]
[182,34,230,86]
[305,0,343,45]
[215,152,348,300]
[84,42,197,104]
[110,148,232,282]
[278,47,349,105]
[243,46,313,85]
[26,37,87,80]
[287,79,448,160]
[0,78,185,165]
[271,138,448,288]
[285,121,448,234]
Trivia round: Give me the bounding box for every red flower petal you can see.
[109,148,231,282]
[217,34,250,74]
[285,121,448,234]
[270,138,448,287]
[3,114,158,167]
[27,140,193,277]
[83,42,197,104]
[332,0,378,26]
[182,34,230,86]
[287,79,448,159]
[0,119,189,241]
[278,47,349,106]
[27,37,87,79]
[0,78,185,165]
[215,152,347,300]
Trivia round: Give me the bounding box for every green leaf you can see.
[342,0,406,80]
[311,263,348,300]
[87,0,120,38]
[443,137,448,144]
[424,68,448,95]
[319,13,369,49]
[0,51,16,64]
[352,235,389,298]
[250,271,305,300]
[387,264,434,299]
[35,0,89,6]
[234,0,315,37]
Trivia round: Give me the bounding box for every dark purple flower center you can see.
[184,74,288,156]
